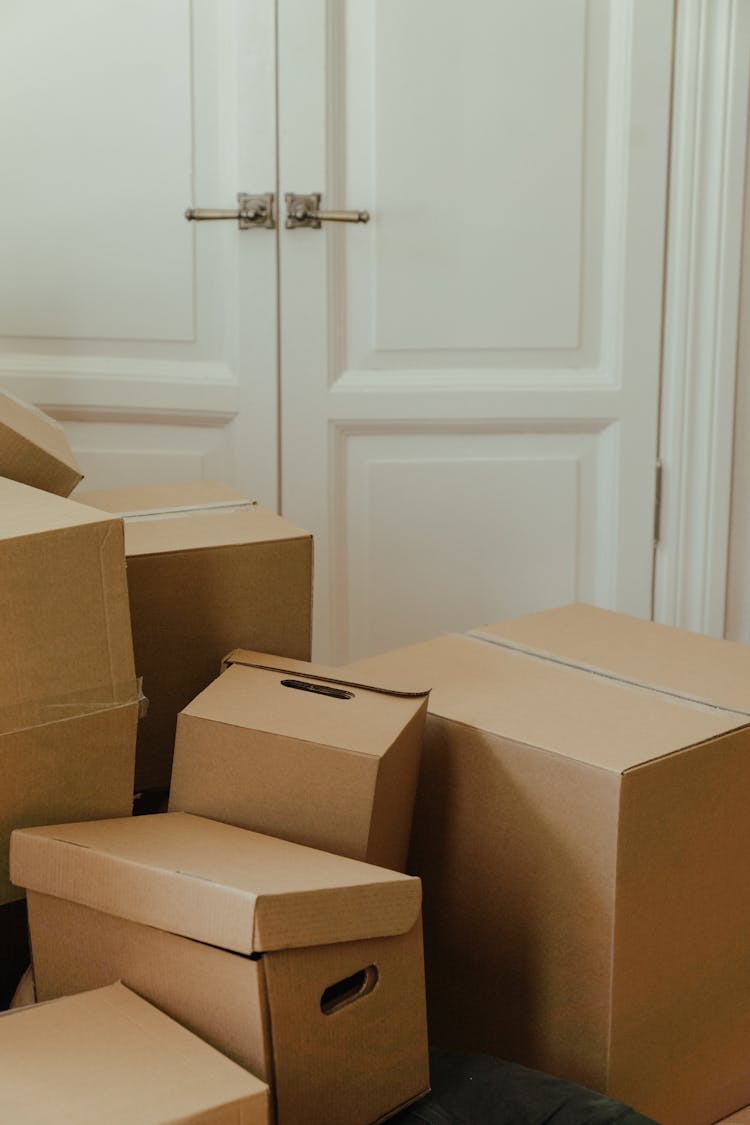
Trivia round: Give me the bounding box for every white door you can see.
[278,0,674,662]
[0,0,279,506]
[2,2,673,666]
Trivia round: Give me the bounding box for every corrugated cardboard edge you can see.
[465,628,750,720]
[221,649,431,700]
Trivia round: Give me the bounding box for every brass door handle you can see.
[184,193,275,229]
[285,193,369,229]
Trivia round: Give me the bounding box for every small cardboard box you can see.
[169,650,429,871]
[345,604,750,1125]
[12,812,429,1125]
[0,478,138,904]
[0,387,82,496]
[0,982,269,1123]
[76,481,314,793]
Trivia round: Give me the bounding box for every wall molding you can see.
[0,366,241,422]
[653,0,750,636]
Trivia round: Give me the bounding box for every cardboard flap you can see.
[10,813,421,954]
[344,632,746,772]
[222,649,430,700]
[470,603,750,717]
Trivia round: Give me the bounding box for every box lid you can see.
[77,480,312,556]
[0,982,268,1125]
[344,632,746,772]
[470,603,750,716]
[10,812,421,954]
[189,651,429,758]
[0,389,82,497]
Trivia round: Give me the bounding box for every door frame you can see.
[654,0,750,637]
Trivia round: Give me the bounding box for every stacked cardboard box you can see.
[169,649,429,870]
[0,393,431,1125]
[346,604,750,1125]
[0,477,139,906]
[7,393,750,1124]
[77,481,314,792]
[11,813,430,1125]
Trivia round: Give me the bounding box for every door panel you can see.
[0,0,278,505]
[279,0,673,661]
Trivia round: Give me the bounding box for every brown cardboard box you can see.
[77,481,313,793]
[715,1109,750,1124]
[0,388,82,496]
[0,982,269,1123]
[0,479,138,904]
[345,604,750,1125]
[169,649,429,871]
[12,812,429,1125]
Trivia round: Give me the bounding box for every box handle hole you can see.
[281,678,354,701]
[320,964,378,1015]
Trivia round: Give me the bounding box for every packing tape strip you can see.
[464,629,750,719]
[117,500,258,522]
[0,679,142,737]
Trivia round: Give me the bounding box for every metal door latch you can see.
[285,193,369,229]
[184,193,275,229]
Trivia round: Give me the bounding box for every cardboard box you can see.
[715,1110,750,1124]
[169,649,429,871]
[0,479,138,904]
[12,812,429,1125]
[345,604,750,1125]
[0,387,82,496]
[0,982,269,1123]
[77,481,313,793]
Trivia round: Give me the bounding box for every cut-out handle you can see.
[281,678,354,700]
[320,965,378,1015]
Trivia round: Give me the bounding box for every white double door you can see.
[1,1,673,662]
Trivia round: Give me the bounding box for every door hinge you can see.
[653,459,663,544]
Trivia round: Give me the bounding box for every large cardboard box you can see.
[169,649,429,870]
[345,604,750,1125]
[0,388,82,496]
[12,812,430,1125]
[0,982,269,1123]
[0,479,138,904]
[77,481,313,793]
